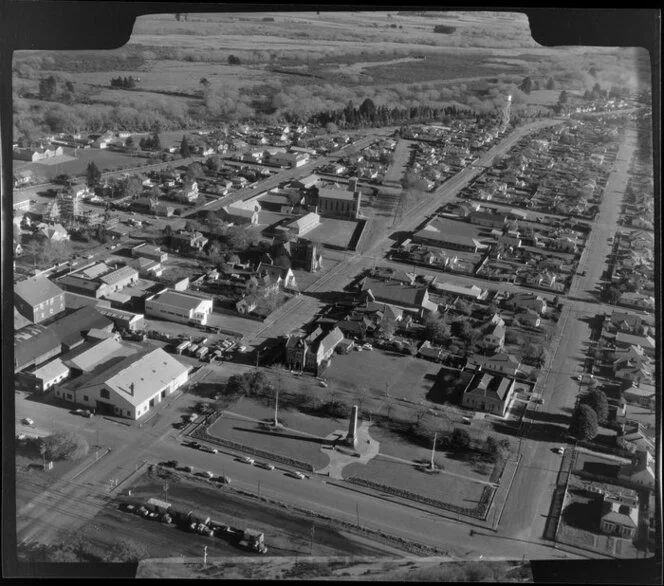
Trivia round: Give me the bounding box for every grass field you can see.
[323,349,440,400]
[305,219,358,249]
[207,398,333,470]
[342,455,487,509]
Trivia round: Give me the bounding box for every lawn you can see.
[342,455,487,509]
[207,398,332,470]
[323,349,440,401]
[367,424,495,482]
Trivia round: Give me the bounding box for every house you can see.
[507,292,547,315]
[430,281,485,300]
[462,372,515,417]
[284,326,344,374]
[468,352,521,376]
[622,382,655,410]
[614,332,655,357]
[314,186,362,220]
[97,306,145,332]
[171,230,209,252]
[132,243,168,263]
[618,292,654,311]
[55,347,190,420]
[413,217,483,253]
[610,311,648,336]
[39,223,70,241]
[599,491,640,539]
[92,131,115,149]
[14,168,34,187]
[618,448,655,490]
[336,316,371,340]
[360,278,438,317]
[145,289,213,326]
[269,151,309,168]
[129,257,164,278]
[235,296,257,315]
[480,322,506,351]
[14,275,66,324]
[292,174,320,190]
[255,262,297,291]
[516,308,541,328]
[617,421,655,454]
[14,145,64,162]
[220,200,261,225]
[469,211,507,229]
[418,341,444,362]
[179,180,199,203]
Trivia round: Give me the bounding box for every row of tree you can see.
[109,76,138,89]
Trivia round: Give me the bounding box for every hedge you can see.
[345,477,495,520]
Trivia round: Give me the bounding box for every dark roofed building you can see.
[360,278,437,316]
[14,327,62,372]
[49,305,114,351]
[462,372,515,417]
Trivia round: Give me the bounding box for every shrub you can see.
[40,432,89,461]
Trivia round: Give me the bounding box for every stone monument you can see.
[345,405,359,447]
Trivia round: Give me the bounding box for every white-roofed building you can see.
[24,358,71,393]
[145,289,213,325]
[57,347,190,419]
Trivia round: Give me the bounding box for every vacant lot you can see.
[343,455,487,509]
[306,219,358,249]
[323,349,440,401]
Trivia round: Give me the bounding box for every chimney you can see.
[129,382,135,396]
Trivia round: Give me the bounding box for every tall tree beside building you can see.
[581,388,609,424]
[571,404,599,441]
[180,135,191,158]
[85,161,101,187]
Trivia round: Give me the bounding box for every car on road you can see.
[198,445,218,454]
[215,475,231,485]
[285,471,305,480]
[554,447,565,455]
[533,397,544,404]
[237,456,255,465]
[186,441,202,450]
[237,345,248,353]
[255,462,275,471]
[21,418,34,426]
[319,381,328,388]
[196,471,215,479]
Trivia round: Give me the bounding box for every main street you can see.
[494,124,639,545]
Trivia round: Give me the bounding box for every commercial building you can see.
[49,305,114,351]
[285,212,320,237]
[599,491,640,539]
[56,348,190,420]
[20,358,70,393]
[56,262,139,299]
[469,211,507,229]
[220,200,261,225]
[315,186,362,220]
[462,372,515,417]
[132,243,168,263]
[413,218,483,253]
[145,289,213,325]
[14,326,62,372]
[360,278,438,317]
[14,275,66,324]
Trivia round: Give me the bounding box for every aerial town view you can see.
[9,9,658,581]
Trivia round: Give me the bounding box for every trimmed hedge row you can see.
[346,477,495,520]
[191,415,315,472]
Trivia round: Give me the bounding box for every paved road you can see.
[494,127,640,544]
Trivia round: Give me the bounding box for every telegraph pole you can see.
[309,523,315,556]
[356,503,360,527]
[430,431,437,470]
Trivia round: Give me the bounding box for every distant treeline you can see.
[307,98,476,129]
[110,76,139,89]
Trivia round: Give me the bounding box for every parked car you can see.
[21,418,34,426]
[319,381,328,388]
[255,462,275,471]
[285,471,305,480]
[216,475,231,485]
[237,456,255,465]
[554,446,565,455]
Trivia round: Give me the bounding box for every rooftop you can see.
[148,289,212,312]
[14,275,64,307]
[62,338,129,373]
[466,372,513,401]
[317,186,357,201]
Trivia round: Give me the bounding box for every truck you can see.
[239,529,268,554]
[187,344,200,356]
[175,340,192,355]
[195,346,209,360]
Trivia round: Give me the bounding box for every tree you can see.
[423,313,449,344]
[206,155,222,171]
[39,75,58,100]
[122,175,143,200]
[125,136,136,152]
[581,388,609,424]
[449,428,471,452]
[228,54,241,65]
[85,161,101,187]
[545,77,555,90]
[603,284,621,305]
[180,135,191,158]
[571,404,599,441]
[519,76,533,95]
[186,161,204,181]
[199,77,210,93]
[40,432,89,461]
[451,318,472,341]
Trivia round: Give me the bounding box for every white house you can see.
[145,289,213,326]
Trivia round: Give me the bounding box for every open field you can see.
[343,456,487,509]
[323,349,440,400]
